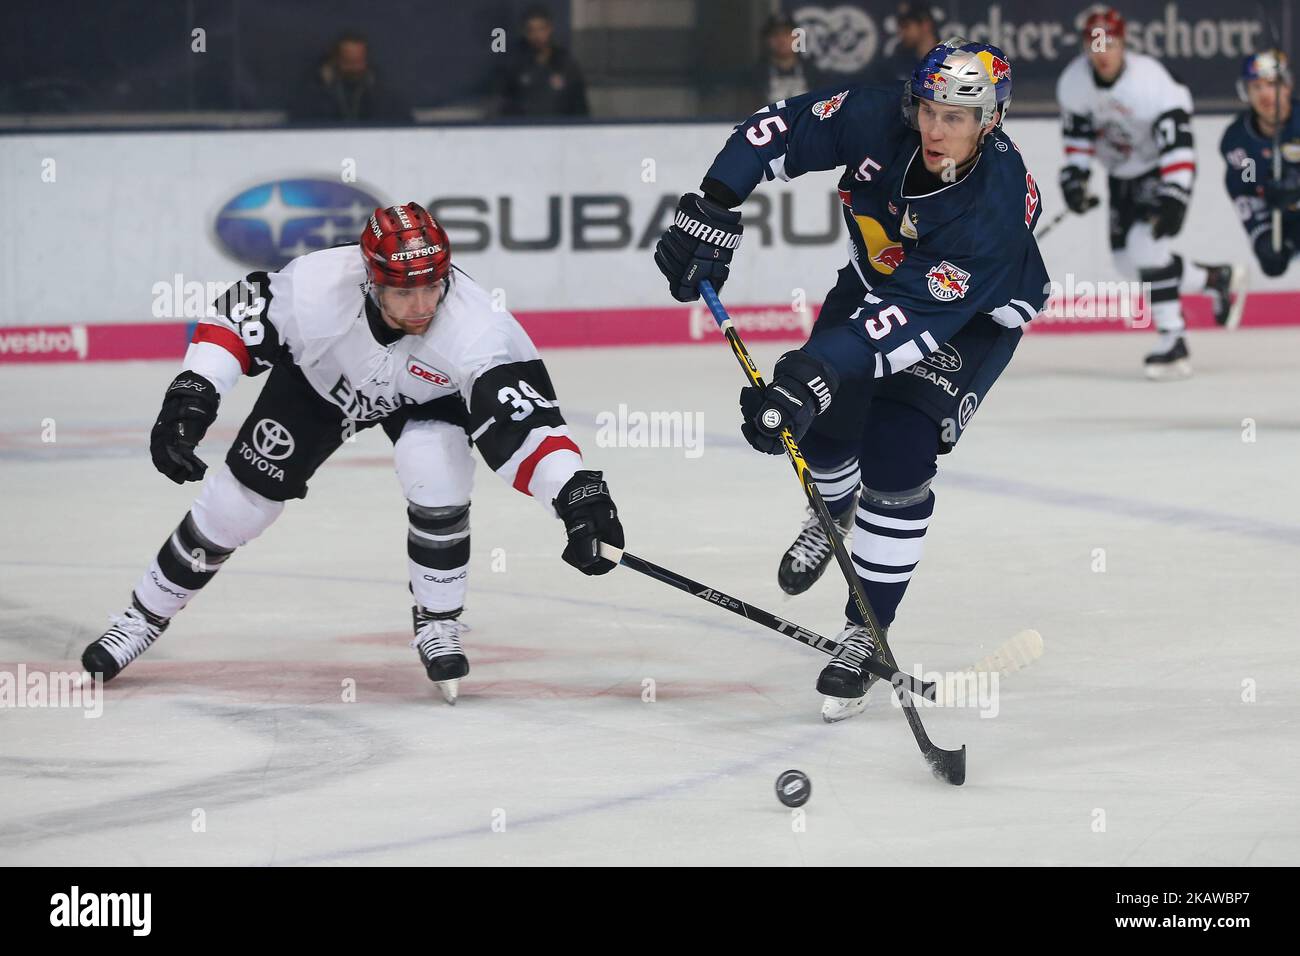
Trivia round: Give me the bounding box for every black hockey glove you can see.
[654,192,743,302]
[553,470,624,576]
[1253,231,1295,277]
[1059,166,1093,215]
[150,371,219,484]
[1262,167,1300,210]
[739,350,839,455]
[1150,184,1189,238]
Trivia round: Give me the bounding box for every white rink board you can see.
[2,114,1294,327]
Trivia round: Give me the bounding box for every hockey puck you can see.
[774,769,811,808]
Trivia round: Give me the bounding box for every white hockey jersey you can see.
[1056,51,1196,191]
[183,244,584,508]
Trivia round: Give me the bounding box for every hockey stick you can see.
[1034,194,1099,242]
[598,542,935,698]
[697,279,966,786]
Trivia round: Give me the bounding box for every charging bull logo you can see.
[926,261,971,301]
[812,90,849,120]
[874,245,907,271]
[975,50,1011,85]
[855,214,905,276]
[923,72,947,93]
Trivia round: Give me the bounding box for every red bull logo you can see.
[926,261,971,301]
[854,214,905,276]
[922,71,947,93]
[874,245,907,271]
[975,50,1011,85]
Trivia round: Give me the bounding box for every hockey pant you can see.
[131,362,476,623]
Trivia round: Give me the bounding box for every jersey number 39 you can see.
[498,380,554,421]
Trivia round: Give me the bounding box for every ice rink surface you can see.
[2,328,1297,866]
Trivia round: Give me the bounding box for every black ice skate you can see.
[81,594,170,682]
[1143,334,1191,380]
[816,624,882,723]
[412,606,470,704]
[1200,262,1247,330]
[778,504,855,595]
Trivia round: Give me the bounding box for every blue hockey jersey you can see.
[701,85,1051,380]
[1219,101,1300,248]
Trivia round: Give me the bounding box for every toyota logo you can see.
[252,418,295,460]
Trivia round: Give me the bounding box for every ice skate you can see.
[1143,333,1191,380]
[1201,262,1247,329]
[817,624,882,723]
[778,504,854,595]
[412,607,470,704]
[81,595,169,682]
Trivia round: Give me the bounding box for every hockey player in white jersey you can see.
[81,203,624,703]
[1056,5,1246,378]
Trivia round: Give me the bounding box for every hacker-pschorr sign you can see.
[786,2,1287,102]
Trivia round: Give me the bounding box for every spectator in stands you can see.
[497,5,590,117]
[754,13,829,102]
[872,3,941,86]
[292,32,409,124]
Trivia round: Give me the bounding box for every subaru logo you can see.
[215,179,382,269]
[922,343,963,373]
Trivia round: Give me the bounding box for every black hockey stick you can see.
[698,280,965,785]
[1035,194,1099,241]
[598,542,935,698]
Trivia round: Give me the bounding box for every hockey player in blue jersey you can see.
[654,38,1050,721]
[1221,51,1300,277]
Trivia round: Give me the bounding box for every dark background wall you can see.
[0,0,570,113]
[1,0,1295,119]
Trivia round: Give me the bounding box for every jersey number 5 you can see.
[851,304,908,340]
[1024,172,1040,229]
[746,115,789,146]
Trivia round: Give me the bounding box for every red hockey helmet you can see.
[360,202,451,290]
[1082,5,1126,44]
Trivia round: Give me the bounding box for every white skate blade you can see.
[821,694,869,723]
[1224,264,1248,330]
[435,679,460,705]
[1144,359,1191,381]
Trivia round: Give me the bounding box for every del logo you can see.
[926,261,971,301]
[408,359,451,387]
[811,90,849,120]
